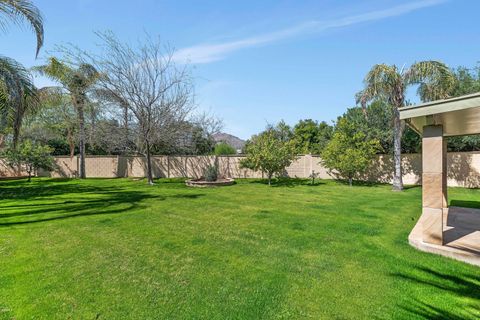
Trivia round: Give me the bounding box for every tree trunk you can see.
[123,103,129,153]
[77,102,87,179]
[12,126,20,150]
[268,173,272,186]
[392,107,403,191]
[0,133,5,150]
[145,139,154,185]
[67,127,75,158]
[349,177,352,187]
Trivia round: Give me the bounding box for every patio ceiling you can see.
[399,92,480,136]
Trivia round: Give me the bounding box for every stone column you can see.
[422,125,447,245]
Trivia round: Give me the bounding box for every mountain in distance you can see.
[212,132,246,152]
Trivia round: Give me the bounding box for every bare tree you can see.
[83,32,195,184]
[91,88,133,154]
[192,111,223,138]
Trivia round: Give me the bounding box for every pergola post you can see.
[421,125,447,245]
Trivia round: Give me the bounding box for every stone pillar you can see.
[422,125,447,245]
[442,139,448,209]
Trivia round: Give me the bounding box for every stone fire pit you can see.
[185,177,235,187]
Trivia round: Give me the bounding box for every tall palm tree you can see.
[357,61,455,191]
[34,58,100,179]
[0,0,44,147]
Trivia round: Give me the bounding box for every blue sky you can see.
[1,0,479,139]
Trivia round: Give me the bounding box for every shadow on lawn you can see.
[391,266,480,319]
[336,180,422,189]
[0,180,205,227]
[249,178,326,187]
[0,179,111,200]
[450,199,480,210]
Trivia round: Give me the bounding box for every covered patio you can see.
[400,92,480,266]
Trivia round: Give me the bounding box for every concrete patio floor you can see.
[409,206,480,266]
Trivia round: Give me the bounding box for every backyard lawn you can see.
[0,178,478,319]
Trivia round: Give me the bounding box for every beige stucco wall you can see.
[2,152,480,188]
[0,158,22,177]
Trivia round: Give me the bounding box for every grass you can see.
[0,178,479,319]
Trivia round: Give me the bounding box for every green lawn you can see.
[0,178,478,319]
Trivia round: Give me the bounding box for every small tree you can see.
[240,128,297,186]
[204,164,218,182]
[4,140,55,182]
[309,170,319,185]
[321,118,381,186]
[214,142,236,155]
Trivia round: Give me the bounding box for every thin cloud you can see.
[174,0,447,64]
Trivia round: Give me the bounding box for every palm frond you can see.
[32,57,73,86]
[404,61,456,102]
[357,64,402,109]
[0,55,34,101]
[34,58,100,94]
[11,86,39,147]
[0,84,10,131]
[0,55,38,146]
[0,0,44,56]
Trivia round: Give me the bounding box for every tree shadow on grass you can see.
[154,178,188,184]
[450,199,480,210]
[390,266,480,319]
[0,180,205,227]
[333,180,422,190]
[0,179,118,200]
[248,178,326,188]
[402,184,421,190]
[338,180,384,187]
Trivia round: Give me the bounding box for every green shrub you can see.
[3,140,56,182]
[214,142,236,155]
[204,164,218,182]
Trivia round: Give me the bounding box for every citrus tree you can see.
[240,128,297,186]
[321,118,382,186]
[3,140,55,181]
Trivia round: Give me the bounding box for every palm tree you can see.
[357,61,455,191]
[0,56,39,148]
[34,58,100,179]
[0,0,44,147]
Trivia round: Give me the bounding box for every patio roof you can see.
[399,92,480,136]
[400,92,480,266]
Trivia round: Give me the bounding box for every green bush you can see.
[3,140,56,182]
[204,164,218,182]
[214,142,236,155]
[240,128,297,186]
[321,118,382,186]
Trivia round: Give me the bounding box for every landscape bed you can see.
[0,178,478,319]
